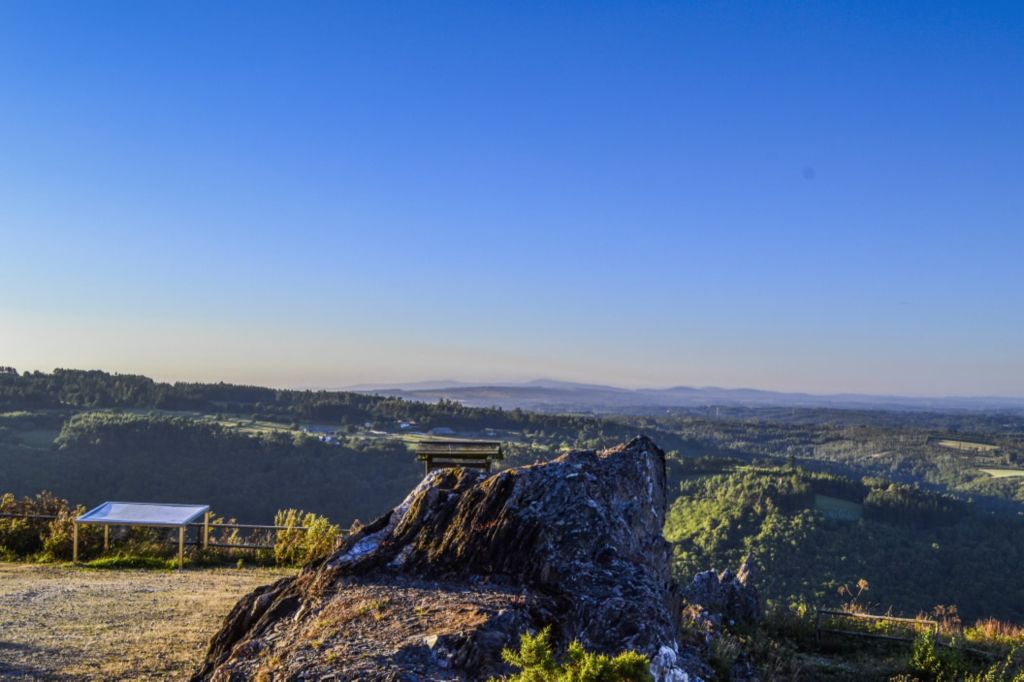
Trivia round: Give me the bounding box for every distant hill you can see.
[355,380,1024,415]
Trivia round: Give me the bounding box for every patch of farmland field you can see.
[814,493,863,521]
[937,439,999,452]
[979,468,1024,479]
[15,428,60,448]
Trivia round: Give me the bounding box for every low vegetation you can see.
[0,491,340,568]
[6,369,1024,678]
[666,465,1024,623]
[492,627,652,682]
[272,507,342,565]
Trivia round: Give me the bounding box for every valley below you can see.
[4,370,1024,680]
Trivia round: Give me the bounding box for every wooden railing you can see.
[0,511,58,520]
[1,511,319,551]
[815,609,938,645]
[815,609,997,659]
[185,521,311,550]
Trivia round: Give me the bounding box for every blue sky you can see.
[1,1,1021,395]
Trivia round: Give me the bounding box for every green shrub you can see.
[0,516,41,555]
[909,632,969,682]
[492,626,652,682]
[0,491,86,558]
[273,508,341,566]
[964,647,1024,682]
[303,513,342,561]
[42,504,102,560]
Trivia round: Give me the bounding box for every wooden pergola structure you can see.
[416,440,504,474]
[74,501,210,569]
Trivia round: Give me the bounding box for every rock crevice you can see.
[194,436,693,681]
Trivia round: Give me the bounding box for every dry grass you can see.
[966,618,1024,647]
[0,562,295,681]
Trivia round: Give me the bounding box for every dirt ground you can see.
[0,562,295,681]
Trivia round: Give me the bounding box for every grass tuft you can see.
[84,553,175,570]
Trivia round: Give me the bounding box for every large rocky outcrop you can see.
[194,436,705,681]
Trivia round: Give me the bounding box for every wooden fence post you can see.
[72,521,79,564]
[178,526,185,569]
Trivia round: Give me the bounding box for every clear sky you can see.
[1,1,1021,395]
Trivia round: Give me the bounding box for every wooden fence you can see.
[0,511,316,551]
[815,609,938,645]
[815,609,996,659]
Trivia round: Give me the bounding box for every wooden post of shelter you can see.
[178,526,185,569]
[203,512,210,550]
[72,521,79,563]
[103,525,110,551]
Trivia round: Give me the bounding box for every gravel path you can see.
[0,562,294,680]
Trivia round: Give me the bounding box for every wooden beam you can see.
[415,440,499,446]
[203,512,210,550]
[418,446,500,449]
[416,440,503,462]
[428,458,491,464]
[72,522,79,564]
[428,461,492,469]
[178,526,185,569]
[413,448,497,458]
[816,610,938,627]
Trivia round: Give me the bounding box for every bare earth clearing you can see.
[0,563,294,681]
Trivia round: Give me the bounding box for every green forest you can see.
[666,465,1024,622]
[0,369,642,523]
[2,411,423,524]
[4,368,1024,629]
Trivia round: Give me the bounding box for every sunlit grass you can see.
[84,553,176,570]
[979,468,1024,479]
[937,439,999,452]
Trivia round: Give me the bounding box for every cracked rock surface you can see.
[194,436,703,681]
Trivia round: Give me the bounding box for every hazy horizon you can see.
[4,362,1024,401]
[2,2,1022,397]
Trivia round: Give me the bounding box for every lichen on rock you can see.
[193,436,703,681]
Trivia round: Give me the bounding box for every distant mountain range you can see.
[351,379,1024,415]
